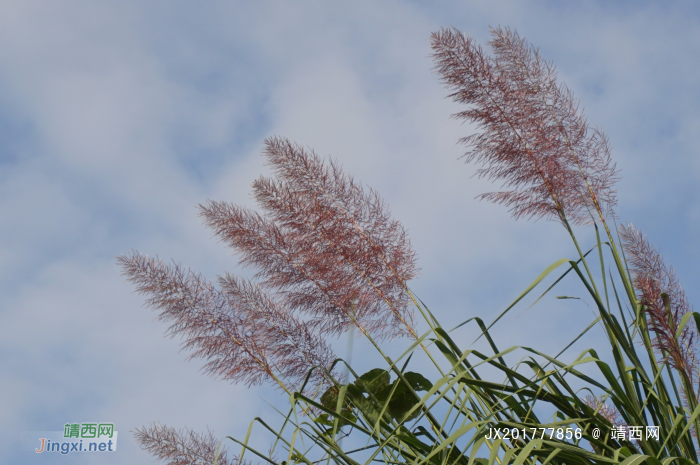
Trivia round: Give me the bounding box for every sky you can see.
[2,1,700,463]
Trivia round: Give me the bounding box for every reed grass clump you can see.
[120,27,699,465]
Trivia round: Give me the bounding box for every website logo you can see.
[34,422,118,455]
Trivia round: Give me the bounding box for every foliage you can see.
[119,27,700,465]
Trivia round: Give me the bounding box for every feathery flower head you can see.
[431,27,618,225]
[118,253,336,392]
[134,423,244,465]
[620,225,699,393]
[199,136,418,340]
[583,395,624,427]
[119,136,418,397]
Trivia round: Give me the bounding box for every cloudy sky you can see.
[2,1,700,463]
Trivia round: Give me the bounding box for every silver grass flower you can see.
[431,27,618,225]
[199,137,418,340]
[134,423,243,465]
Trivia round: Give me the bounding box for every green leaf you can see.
[354,368,390,394]
[319,387,340,411]
[355,368,391,394]
[312,414,333,426]
[388,390,420,421]
[404,372,433,391]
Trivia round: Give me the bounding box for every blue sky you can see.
[2,1,700,463]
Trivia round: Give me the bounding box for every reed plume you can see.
[199,137,418,340]
[134,423,242,465]
[118,253,336,392]
[120,137,419,463]
[620,225,699,398]
[219,272,338,390]
[117,25,700,464]
[583,395,624,427]
[431,27,618,225]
